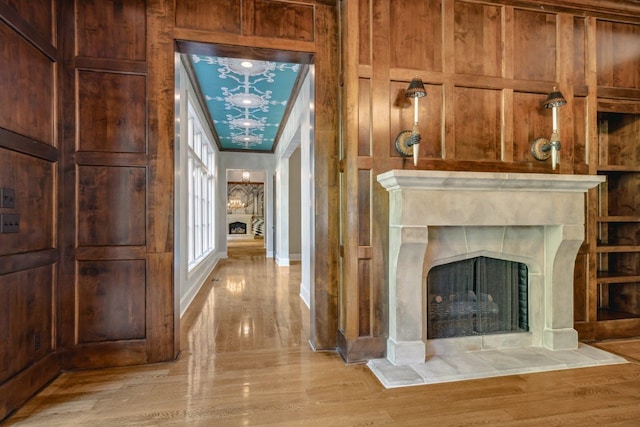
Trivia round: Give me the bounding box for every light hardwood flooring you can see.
[4,242,640,426]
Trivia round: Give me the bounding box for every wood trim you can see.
[64,340,148,370]
[75,57,148,75]
[0,128,58,162]
[0,2,57,61]
[0,249,57,275]
[0,351,60,420]
[74,152,148,167]
[174,28,316,56]
[75,246,147,260]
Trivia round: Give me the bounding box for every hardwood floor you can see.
[4,244,640,426]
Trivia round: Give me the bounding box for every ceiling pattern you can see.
[189,54,301,152]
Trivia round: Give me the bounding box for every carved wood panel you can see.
[253,0,314,42]
[77,71,147,153]
[452,87,502,161]
[76,0,146,61]
[597,20,640,89]
[0,149,54,255]
[77,166,146,246]
[175,0,241,33]
[0,265,53,383]
[77,260,146,343]
[454,1,502,77]
[390,0,442,71]
[513,9,558,82]
[3,0,54,44]
[0,24,54,146]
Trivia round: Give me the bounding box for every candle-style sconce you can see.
[395,77,427,166]
[531,87,567,170]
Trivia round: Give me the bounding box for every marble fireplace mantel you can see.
[376,170,606,367]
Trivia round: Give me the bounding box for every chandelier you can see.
[227,198,246,210]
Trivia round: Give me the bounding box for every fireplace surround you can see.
[367,170,626,387]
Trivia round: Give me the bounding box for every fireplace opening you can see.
[229,221,247,235]
[427,257,528,339]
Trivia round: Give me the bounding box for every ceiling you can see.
[186,54,305,153]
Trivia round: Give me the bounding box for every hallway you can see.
[4,245,640,426]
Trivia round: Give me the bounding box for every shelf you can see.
[596,245,640,253]
[597,272,640,284]
[597,165,640,172]
[597,216,640,223]
[597,308,640,321]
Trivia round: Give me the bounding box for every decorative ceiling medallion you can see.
[189,54,301,151]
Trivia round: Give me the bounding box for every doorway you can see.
[173,41,316,338]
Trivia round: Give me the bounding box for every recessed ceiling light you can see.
[241,61,253,68]
[242,99,252,104]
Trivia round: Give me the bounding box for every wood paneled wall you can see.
[0,0,339,420]
[0,0,59,418]
[339,0,640,362]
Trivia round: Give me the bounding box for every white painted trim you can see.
[180,250,224,318]
[276,256,290,267]
[299,281,310,309]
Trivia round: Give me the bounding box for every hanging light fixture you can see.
[394,77,427,166]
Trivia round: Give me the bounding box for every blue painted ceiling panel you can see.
[189,55,301,152]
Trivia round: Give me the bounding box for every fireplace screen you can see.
[229,221,247,235]
[427,257,528,339]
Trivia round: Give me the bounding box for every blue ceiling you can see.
[188,54,302,152]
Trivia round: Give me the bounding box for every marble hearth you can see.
[368,170,626,388]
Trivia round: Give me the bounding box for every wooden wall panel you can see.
[253,0,315,42]
[512,91,549,162]
[572,96,587,165]
[573,17,586,87]
[358,78,371,156]
[358,0,370,66]
[0,2,58,421]
[0,24,54,146]
[596,21,640,89]
[77,71,147,153]
[513,9,557,82]
[77,166,146,246]
[77,260,146,343]
[0,149,54,255]
[390,0,442,71]
[175,0,241,34]
[76,0,146,61]
[452,87,501,161]
[573,252,588,322]
[0,266,54,383]
[454,1,502,77]
[3,0,53,44]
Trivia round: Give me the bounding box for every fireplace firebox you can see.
[229,221,247,235]
[427,257,528,339]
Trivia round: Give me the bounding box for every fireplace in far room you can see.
[229,221,247,235]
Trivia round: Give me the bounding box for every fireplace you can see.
[376,170,605,366]
[229,221,247,234]
[427,256,528,339]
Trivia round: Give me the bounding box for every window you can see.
[187,101,216,266]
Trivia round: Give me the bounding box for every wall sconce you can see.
[395,77,427,166]
[531,87,567,170]
[242,170,250,183]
